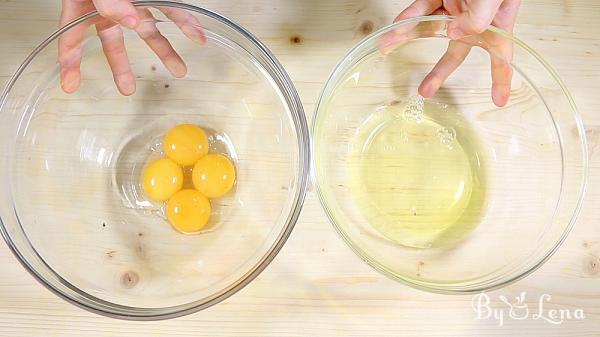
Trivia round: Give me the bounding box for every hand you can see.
[59,0,206,96]
[394,0,520,107]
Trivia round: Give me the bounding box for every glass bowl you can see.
[313,16,587,293]
[0,1,308,319]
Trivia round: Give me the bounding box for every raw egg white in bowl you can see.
[313,16,587,293]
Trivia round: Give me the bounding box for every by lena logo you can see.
[472,292,585,326]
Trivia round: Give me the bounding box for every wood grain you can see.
[1,0,600,336]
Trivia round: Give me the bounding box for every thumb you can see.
[447,0,503,39]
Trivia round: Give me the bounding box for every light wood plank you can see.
[0,0,599,336]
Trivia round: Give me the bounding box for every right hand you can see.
[390,0,521,107]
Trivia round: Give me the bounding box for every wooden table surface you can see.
[1,0,599,336]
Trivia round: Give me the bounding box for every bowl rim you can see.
[0,0,310,320]
[311,15,589,294]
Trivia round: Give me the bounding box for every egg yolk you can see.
[166,189,211,233]
[163,124,209,166]
[192,153,236,198]
[142,158,184,201]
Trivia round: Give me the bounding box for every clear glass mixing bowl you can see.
[313,16,587,293]
[0,1,308,319]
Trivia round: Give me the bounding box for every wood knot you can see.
[583,240,599,249]
[583,255,600,276]
[358,20,374,35]
[136,242,145,259]
[289,35,303,45]
[121,271,140,288]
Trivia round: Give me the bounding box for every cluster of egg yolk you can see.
[141,124,236,233]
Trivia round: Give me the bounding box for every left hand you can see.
[59,0,206,96]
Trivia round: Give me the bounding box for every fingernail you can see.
[61,71,80,93]
[376,33,393,52]
[378,42,393,55]
[419,80,439,98]
[117,74,136,96]
[120,16,138,29]
[492,93,507,107]
[183,25,206,44]
[167,60,187,78]
[492,85,509,107]
[419,83,433,98]
[448,27,465,40]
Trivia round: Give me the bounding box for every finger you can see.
[377,28,413,54]
[379,4,445,54]
[427,8,452,34]
[96,22,136,95]
[58,0,94,93]
[490,54,512,107]
[489,0,520,106]
[488,45,514,108]
[447,0,504,39]
[394,0,442,22]
[487,36,514,107]
[495,0,520,33]
[418,40,472,97]
[156,6,206,44]
[136,8,187,78]
[91,0,139,29]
